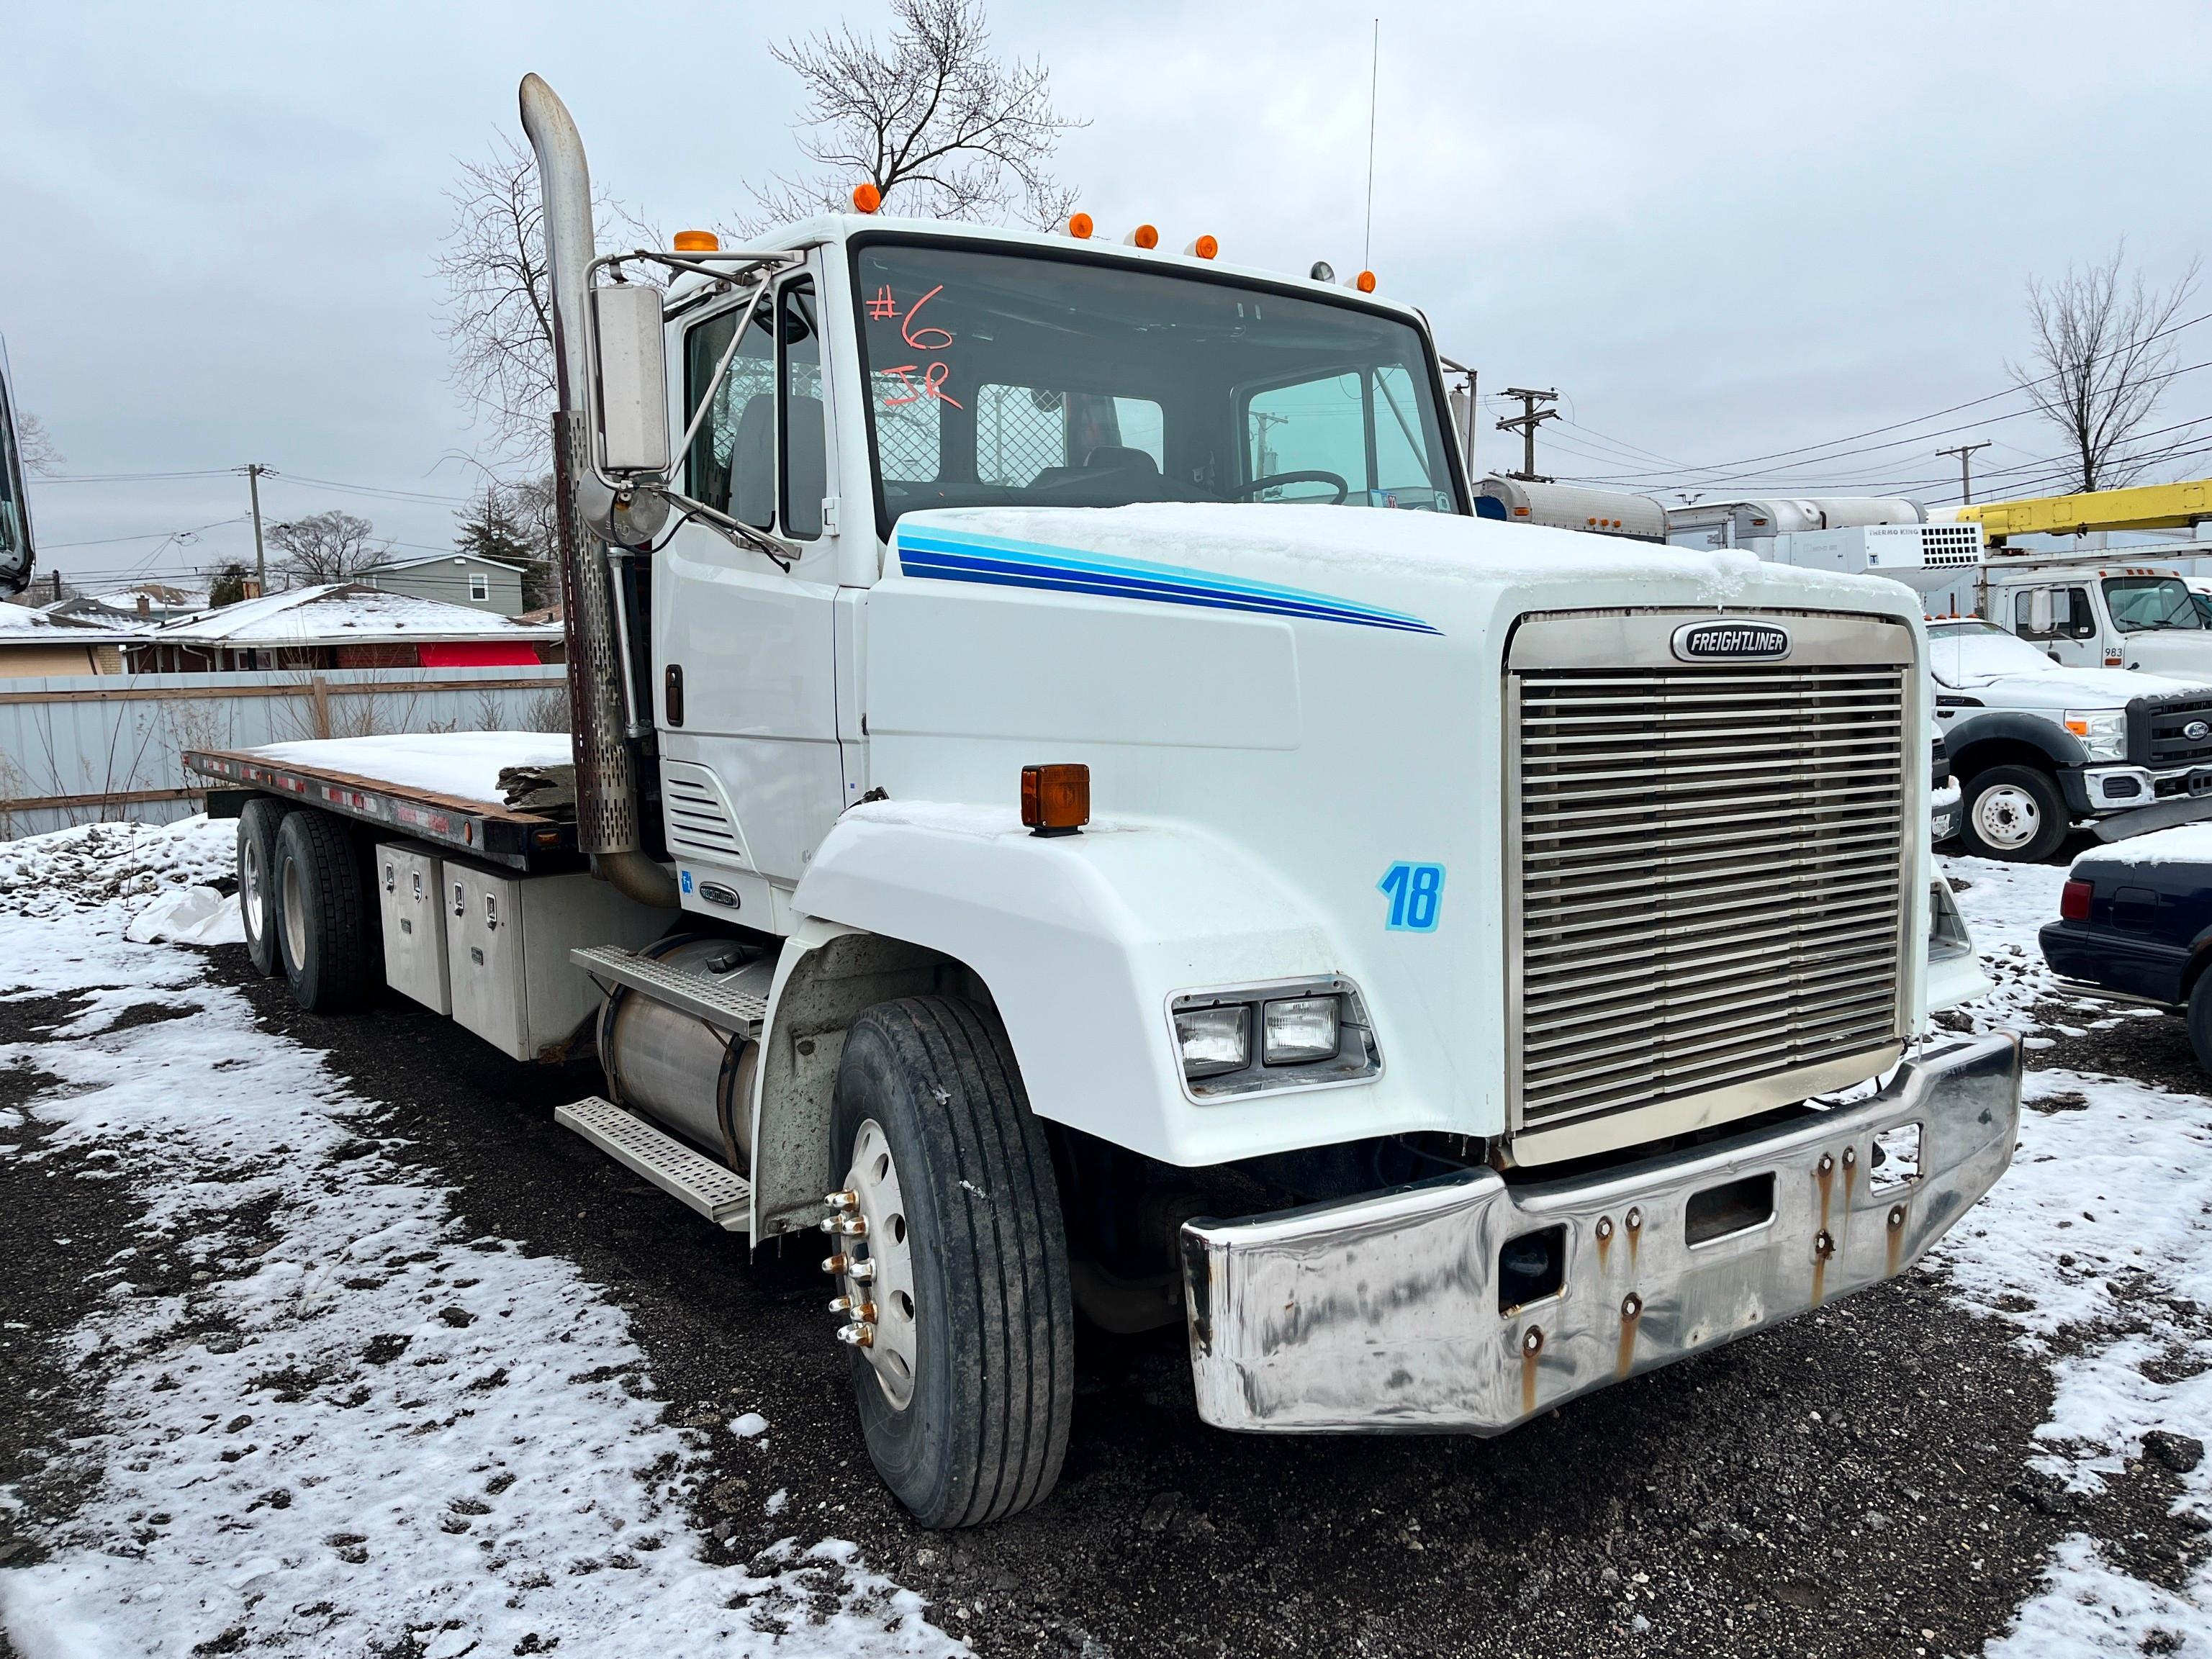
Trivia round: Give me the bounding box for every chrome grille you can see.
[1510,624,1910,1139]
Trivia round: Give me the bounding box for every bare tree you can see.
[435,133,656,471]
[268,510,392,587]
[747,0,1083,232]
[2010,243,2203,495]
[17,411,63,475]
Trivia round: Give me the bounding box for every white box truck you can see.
[181,75,2018,1528]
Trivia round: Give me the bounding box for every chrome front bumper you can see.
[1178,1033,2021,1433]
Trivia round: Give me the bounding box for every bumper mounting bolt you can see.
[1522,1326,1545,1355]
[1887,1204,1907,1230]
[1813,1229,1836,1259]
[1841,1147,1857,1168]
[1818,1152,1836,1176]
[1620,1293,1643,1319]
[1594,1216,1615,1242]
[1625,1207,1643,1234]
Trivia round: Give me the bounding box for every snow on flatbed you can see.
[245,733,574,810]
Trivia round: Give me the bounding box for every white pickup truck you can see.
[1930,617,2212,859]
[169,75,2018,1529]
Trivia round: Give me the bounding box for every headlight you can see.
[2064,709,2127,761]
[1263,995,1340,1064]
[1172,1005,1250,1077]
[1170,978,1382,1099]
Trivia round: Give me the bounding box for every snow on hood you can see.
[890,502,1915,615]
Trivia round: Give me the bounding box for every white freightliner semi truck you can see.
[170,78,2018,1529]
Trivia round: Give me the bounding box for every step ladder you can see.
[556,1095,751,1231]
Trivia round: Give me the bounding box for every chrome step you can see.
[556,1095,751,1231]
[572,944,769,1035]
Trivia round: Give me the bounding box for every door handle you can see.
[664,663,685,728]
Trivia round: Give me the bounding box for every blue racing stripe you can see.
[894,528,1441,636]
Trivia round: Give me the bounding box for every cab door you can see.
[655,260,852,910]
[2010,584,2101,669]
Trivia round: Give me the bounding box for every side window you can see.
[779,280,826,541]
[1247,371,1366,502]
[2061,586,2097,638]
[469,572,489,602]
[684,298,775,528]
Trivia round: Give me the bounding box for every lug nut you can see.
[821,1253,851,1275]
[829,1294,877,1319]
[836,1321,876,1349]
[846,1258,877,1284]
[817,1213,867,1235]
[824,1189,859,1209]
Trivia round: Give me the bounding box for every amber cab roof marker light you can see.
[1186,234,1219,260]
[1350,270,1378,294]
[672,230,719,253]
[852,181,882,214]
[1067,211,1095,240]
[1021,764,1091,838]
[1125,224,1160,250]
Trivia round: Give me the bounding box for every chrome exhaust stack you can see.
[517,73,677,909]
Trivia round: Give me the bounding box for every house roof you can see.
[0,602,150,644]
[140,583,564,648]
[369,552,531,574]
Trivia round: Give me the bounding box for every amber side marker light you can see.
[1021,764,1091,837]
[852,182,882,214]
[673,229,719,253]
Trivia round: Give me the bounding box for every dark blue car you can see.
[2038,828,2212,1065]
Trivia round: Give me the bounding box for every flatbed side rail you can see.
[185,747,578,872]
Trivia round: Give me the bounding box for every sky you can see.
[5,0,2209,596]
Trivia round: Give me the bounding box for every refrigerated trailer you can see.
[186,73,2018,1529]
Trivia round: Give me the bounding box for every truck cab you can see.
[1983,561,2212,678]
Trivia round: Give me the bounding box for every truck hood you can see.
[887,501,1921,627]
[1941,664,2212,710]
[2117,630,2212,677]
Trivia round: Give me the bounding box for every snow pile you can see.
[0,829,956,1658]
[0,816,235,923]
[122,884,245,946]
[250,732,573,808]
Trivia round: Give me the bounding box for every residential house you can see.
[125,584,563,673]
[0,602,145,677]
[45,582,209,625]
[361,553,528,617]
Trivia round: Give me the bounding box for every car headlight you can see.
[2064,709,2127,761]
[1170,979,1382,1099]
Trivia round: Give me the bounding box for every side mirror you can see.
[0,335,35,597]
[2028,589,2054,636]
[592,284,672,475]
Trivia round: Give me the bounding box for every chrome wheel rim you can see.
[241,838,266,942]
[1974,785,2039,850]
[842,1118,918,1409]
[279,859,305,968]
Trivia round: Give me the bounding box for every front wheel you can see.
[2188,974,2212,1074]
[1959,764,2069,862]
[825,997,1073,1529]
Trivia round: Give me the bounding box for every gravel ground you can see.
[3,840,2209,1657]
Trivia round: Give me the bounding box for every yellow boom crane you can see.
[1959,477,2212,545]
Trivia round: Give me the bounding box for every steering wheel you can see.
[1227,470,1349,504]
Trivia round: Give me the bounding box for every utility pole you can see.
[239,463,273,595]
[1496,388,1561,483]
[1937,440,1990,504]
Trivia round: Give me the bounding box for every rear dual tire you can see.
[269,808,376,1013]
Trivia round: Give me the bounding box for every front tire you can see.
[1959,764,2068,862]
[2188,975,2212,1074]
[236,797,290,977]
[273,810,374,1013]
[827,996,1073,1529]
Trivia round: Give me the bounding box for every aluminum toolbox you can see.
[443,864,667,1061]
[375,842,451,1015]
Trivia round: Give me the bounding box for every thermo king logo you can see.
[1671,620,1792,662]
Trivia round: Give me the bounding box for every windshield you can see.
[2103,575,2203,632]
[850,238,1462,536]
[1928,620,2067,684]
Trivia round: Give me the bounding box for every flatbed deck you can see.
[186,741,580,872]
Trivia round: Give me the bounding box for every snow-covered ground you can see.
[0,817,956,1659]
[1941,854,2212,1653]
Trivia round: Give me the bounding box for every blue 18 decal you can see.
[1378,862,1445,931]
